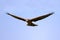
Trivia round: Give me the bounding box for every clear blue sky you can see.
[0,0,60,40]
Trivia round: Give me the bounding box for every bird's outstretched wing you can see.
[30,12,54,22]
[7,13,26,21]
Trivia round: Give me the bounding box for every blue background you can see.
[0,0,60,40]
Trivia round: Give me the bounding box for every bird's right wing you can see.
[7,13,26,21]
[30,12,54,22]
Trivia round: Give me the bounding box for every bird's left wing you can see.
[30,12,54,22]
[7,13,26,21]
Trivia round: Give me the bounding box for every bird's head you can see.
[26,19,30,21]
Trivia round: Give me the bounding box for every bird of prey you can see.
[7,12,54,26]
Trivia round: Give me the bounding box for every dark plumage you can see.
[7,12,54,26]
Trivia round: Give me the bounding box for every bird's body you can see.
[7,12,54,26]
[26,19,37,26]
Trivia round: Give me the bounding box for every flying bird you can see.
[7,12,54,26]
